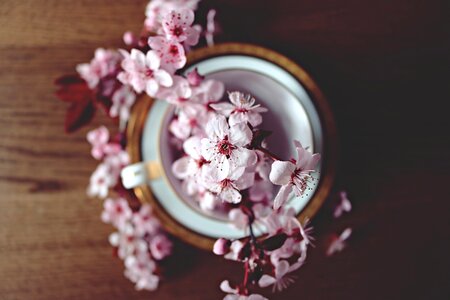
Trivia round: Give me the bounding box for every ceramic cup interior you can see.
[141,55,323,239]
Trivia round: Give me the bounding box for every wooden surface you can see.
[0,0,449,299]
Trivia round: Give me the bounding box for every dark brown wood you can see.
[0,0,448,299]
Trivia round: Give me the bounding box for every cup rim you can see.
[126,42,338,250]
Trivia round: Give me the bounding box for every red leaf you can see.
[55,74,98,133]
[64,99,96,133]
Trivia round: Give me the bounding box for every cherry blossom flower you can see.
[104,150,130,181]
[86,126,121,160]
[124,254,159,291]
[186,68,204,86]
[162,9,200,46]
[145,0,200,32]
[172,136,207,178]
[258,260,301,292]
[197,189,219,211]
[201,115,257,181]
[101,197,133,229]
[117,49,173,96]
[87,163,114,198]
[109,85,136,126]
[76,48,121,88]
[326,227,352,256]
[205,9,217,46]
[220,280,268,300]
[269,140,321,209]
[109,223,142,259]
[210,92,268,127]
[205,166,255,204]
[132,204,160,236]
[334,190,352,218]
[148,36,186,73]
[149,234,173,260]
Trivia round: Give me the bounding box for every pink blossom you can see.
[201,115,257,181]
[326,227,352,256]
[172,136,207,179]
[205,166,255,204]
[205,9,217,46]
[86,126,121,160]
[149,234,173,260]
[132,204,160,236]
[334,190,352,218]
[103,150,130,181]
[117,49,173,96]
[213,238,231,255]
[248,179,273,202]
[162,9,200,46]
[220,280,268,300]
[87,163,114,198]
[109,223,143,259]
[148,36,186,73]
[101,197,133,229]
[123,31,136,46]
[197,189,219,211]
[76,48,120,88]
[124,254,159,291]
[210,92,268,127]
[145,0,200,32]
[109,85,136,125]
[186,68,204,86]
[269,140,321,209]
[258,260,300,292]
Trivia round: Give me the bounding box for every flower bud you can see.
[213,238,231,255]
[187,68,204,86]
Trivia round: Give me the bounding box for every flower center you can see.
[145,69,154,77]
[217,137,234,157]
[172,26,183,37]
[169,45,179,56]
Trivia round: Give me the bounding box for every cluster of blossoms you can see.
[102,198,172,290]
[55,1,354,298]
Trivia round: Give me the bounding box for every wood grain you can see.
[0,0,449,299]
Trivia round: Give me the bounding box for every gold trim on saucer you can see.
[126,43,338,250]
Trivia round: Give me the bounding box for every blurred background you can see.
[0,0,449,299]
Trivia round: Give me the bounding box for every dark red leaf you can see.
[261,233,288,251]
[64,99,96,133]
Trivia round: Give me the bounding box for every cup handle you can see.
[121,161,162,189]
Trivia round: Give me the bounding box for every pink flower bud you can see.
[123,31,135,46]
[187,68,204,86]
[213,238,231,255]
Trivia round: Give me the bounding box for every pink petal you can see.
[273,184,293,210]
[220,186,242,203]
[146,50,160,70]
[154,69,173,87]
[234,171,255,190]
[172,157,191,179]
[183,136,202,160]
[269,161,296,185]
[229,122,252,146]
[258,274,276,288]
[209,102,234,116]
[145,79,159,97]
[220,280,237,294]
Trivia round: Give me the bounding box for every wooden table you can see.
[0,0,449,299]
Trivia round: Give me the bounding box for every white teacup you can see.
[121,43,336,249]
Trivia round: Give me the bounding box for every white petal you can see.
[154,70,173,87]
[220,186,242,204]
[246,112,263,127]
[209,102,234,116]
[229,122,252,146]
[273,184,293,210]
[145,79,159,97]
[230,148,257,168]
[172,157,192,179]
[200,138,216,161]
[183,136,202,160]
[220,280,237,294]
[146,50,160,70]
[269,161,296,185]
[234,171,255,190]
[258,274,276,288]
[275,260,290,278]
[205,115,229,140]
